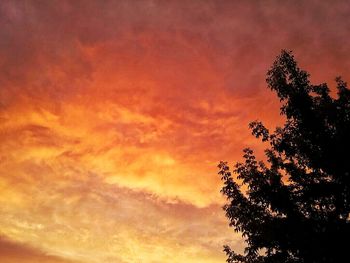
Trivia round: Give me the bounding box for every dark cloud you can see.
[0,236,80,263]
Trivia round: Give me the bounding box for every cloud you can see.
[0,165,243,262]
[1,0,350,262]
[0,236,81,263]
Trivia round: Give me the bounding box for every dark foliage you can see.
[219,50,350,263]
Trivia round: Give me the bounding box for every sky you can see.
[1,0,350,262]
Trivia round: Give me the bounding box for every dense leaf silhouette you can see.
[219,50,350,263]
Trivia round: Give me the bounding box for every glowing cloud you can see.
[1,1,350,262]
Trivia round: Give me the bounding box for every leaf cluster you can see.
[219,50,350,263]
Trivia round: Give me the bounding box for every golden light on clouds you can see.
[1,1,350,262]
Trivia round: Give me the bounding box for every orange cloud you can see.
[0,236,80,263]
[1,0,350,262]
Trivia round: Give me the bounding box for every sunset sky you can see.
[1,1,350,262]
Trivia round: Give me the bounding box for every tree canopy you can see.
[219,50,350,263]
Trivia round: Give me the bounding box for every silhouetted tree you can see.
[219,50,350,263]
